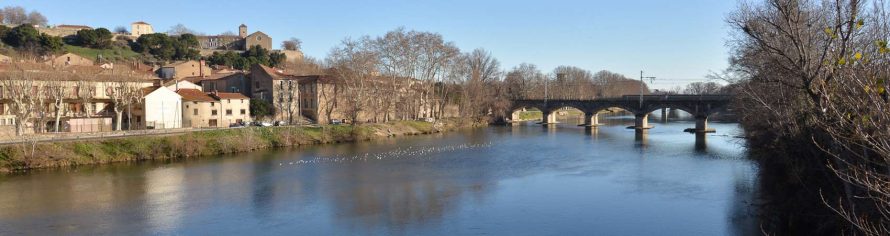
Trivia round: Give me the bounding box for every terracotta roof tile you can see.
[176,89,216,102]
[211,92,249,100]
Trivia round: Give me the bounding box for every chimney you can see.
[199,60,206,77]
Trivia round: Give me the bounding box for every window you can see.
[240,109,246,115]
[210,102,215,106]
[193,109,198,115]
[211,110,217,115]
[226,109,232,115]
[256,35,261,40]
[227,99,230,104]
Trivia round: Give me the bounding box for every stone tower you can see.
[239,24,247,38]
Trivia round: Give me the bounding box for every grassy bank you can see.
[64,45,142,62]
[0,119,486,173]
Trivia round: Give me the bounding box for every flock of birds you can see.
[278,142,494,166]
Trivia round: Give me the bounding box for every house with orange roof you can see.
[177,89,250,127]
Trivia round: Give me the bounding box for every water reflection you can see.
[695,132,708,151]
[0,118,757,235]
[635,129,649,147]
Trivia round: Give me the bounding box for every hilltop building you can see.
[197,24,272,51]
[131,21,154,37]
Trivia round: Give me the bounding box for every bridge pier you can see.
[628,113,653,130]
[541,111,557,125]
[581,112,600,127]
[661,108,667,123]
[685,115,716,133]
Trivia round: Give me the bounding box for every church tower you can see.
[239,24,247,38]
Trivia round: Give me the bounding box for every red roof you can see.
[176,89,216,102]
[211,92,249,100]
[141,86,161,95]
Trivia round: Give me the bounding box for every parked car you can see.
[250,121,271,127]
[274,121,287,126]
[330,119,342,125]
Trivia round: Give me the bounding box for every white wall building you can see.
[165,79,203,91]
[139,86,182,129]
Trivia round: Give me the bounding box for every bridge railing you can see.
[514,94,732,102]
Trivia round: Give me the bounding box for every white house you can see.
[138,86,182,129]
[164,79,202,91]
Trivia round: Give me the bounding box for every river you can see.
[0,113,758,235]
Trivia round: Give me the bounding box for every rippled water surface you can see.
[0,115,758,235]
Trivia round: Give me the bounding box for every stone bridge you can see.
[510,95,732,133]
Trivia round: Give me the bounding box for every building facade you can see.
[199,72,250,96]
[177,89,250,128]
[157,60,212,80]
[135,86,182,129]
[131,21,154,37]
[196,24,272,51]
[210,91,251,126]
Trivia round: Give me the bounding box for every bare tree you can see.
[106,80,141,131]
[729,0,890,234]
[683,82,724,95]
[282,38,302,51]
[44,78,66,132]
[1,6,27,25]
[76,80,97,118]
[327,37,379,123]
[460,48,501,117]
[167,23,200,36]
[25,11,46,26]
[0,70,37,136]
[504,63,545,100]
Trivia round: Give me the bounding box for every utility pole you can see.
[544,76,549,103]
[639,71,655,108]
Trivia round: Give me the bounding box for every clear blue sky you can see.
[5,0,736,89]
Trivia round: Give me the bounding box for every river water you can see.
[0,114,758,235]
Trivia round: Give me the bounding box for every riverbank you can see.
[0,118,487,173]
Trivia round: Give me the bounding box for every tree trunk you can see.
[53,109,61,132]
[115,111,123,131]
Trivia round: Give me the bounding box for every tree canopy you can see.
[74,28,113,49]
[132,33,200,61]
[206,45,286,70]
[1,24,61,55]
